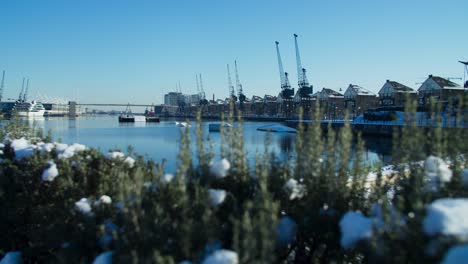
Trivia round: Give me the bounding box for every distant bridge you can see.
[76,103,155,107]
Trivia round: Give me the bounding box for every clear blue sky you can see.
[1,0,467,105]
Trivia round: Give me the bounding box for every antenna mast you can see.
[0,70,5,101]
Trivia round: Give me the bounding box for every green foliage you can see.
[0,98,467,263]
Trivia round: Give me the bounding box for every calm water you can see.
[18,116,390,173]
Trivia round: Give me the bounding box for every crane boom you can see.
[234,60,243,96]
[23,78,29,102]
[294,33,310,88]
[275,41,290,90]
[18,77,25,102]
[227,64,235,98]
[199,74,206,100]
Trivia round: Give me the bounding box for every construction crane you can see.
[275,41,294,101]
[0,70,5,101]
[459,60,468,88]
[234,60,246,105]
[23,79,29,102]
[293,34,312,96]
[227,64,237,102]
[196,74,200,95]
[18,77,25,102]
[199,73,208,105]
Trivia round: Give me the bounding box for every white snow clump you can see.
[105,151,134,167]
[423,198,468,240]
[0,251,22,264]
[124,156,135,168]
[208,189,227,207]
[97,195,112,205]
[440,244,468,264]
[209,159,231,178]
[162,173,175,183]
[339,211,374,249]
[42,160,59,182]
[202,249,238,264]
[75,198,93,216]
[92,251,113,264]
[11,138,35,159]
[284,179,306,200]
[106,151,125,159]
[424,156,452,192]
[57,143,86,159]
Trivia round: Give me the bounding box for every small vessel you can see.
[119,104,135,122]
[175,121,191,127]
[144,106,160,122]
[13,100,46,117]
[209,122,233,132]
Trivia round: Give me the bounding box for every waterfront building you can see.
[378,80,416,107]
[344,84,378,119]
[316,88,345,120]
[264,95,278,116]
[277,88,295,118]
[293,86,314,115]
[164,92,183,106]
[418,75,466,106]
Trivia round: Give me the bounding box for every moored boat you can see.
[208,122,233,132]
[119,104,135,122]
[13,100,46,117]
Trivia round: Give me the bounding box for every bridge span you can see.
[76,103,155,107]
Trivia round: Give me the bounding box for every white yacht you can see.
[13,100,46,117]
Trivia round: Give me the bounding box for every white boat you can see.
[13,100,46,117]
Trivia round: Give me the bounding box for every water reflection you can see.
[15,116,396,172]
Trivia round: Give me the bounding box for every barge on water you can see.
[118,104,160,123]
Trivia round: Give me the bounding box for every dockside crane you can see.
[459,60,468,88]
[234,60,246,110]
[275,41,292,92]
[227,64,237,102]
[18,77,25,102]
[199,73,208,105]
[0,70,5,101]
[23,79,29,102]
[294,34,313,96]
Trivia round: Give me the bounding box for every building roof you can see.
[321,88,344,97]
[264,95,277,102]
[346,84,375,96]
[387,80,414,92]
[430,75,460,88]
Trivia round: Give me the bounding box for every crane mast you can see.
[234,60,243,96]
[0,70,4,101]
[18,77,25,102]
[199,73,206,100]
[294,33,310,88]
[227,64,236,101]
[275,41,291,90]
[23,78,29,102]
